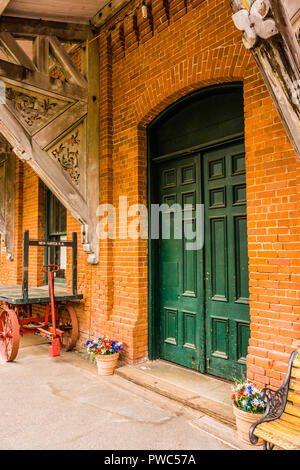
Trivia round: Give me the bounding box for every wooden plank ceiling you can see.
[2,0,108,24]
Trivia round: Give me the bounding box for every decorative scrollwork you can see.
[51,130,80,184]
[261,384,289,421]
[249,385,288,445]
[5,85,70,132]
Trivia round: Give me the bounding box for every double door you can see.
[157,140,250,380]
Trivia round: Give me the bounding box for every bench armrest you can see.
[249,350,298,445]
[249,387,287,444]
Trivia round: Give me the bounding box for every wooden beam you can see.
[92,0,131,28]
[0,58,88,102]
[0,31,36,71]
[81,31,100,264]
[33,37,49,74]
[0,103,90,227]
[0,146,15,260]
[0,1,10,17]
[270,0,300,72]
[0,16,90,42]
[48,36,87,88]
[34,102,87,149]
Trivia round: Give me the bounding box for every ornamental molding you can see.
[5,84,72,134]
[0,32,100,264]
[232,0,278,49]
[230,0,300,161]
[50,128,81,185]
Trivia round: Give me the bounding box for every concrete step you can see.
[115,360,235,426]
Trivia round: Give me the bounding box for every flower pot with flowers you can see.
[86,337,126,376]
[231,378,267,445]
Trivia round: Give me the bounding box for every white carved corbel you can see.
[230,0,300,161]
[232,0,278,49]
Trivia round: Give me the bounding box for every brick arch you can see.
[134,44,252,129]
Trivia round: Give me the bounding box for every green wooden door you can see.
[158,154,204,370]
[203,141,250,380]
[157,140,249,379]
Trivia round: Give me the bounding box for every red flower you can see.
[231,394,236,400]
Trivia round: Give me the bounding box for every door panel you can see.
[158,155,204,370]
[156,141,250,380]
[204,142,250,380]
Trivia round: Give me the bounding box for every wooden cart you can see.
[0,230,83,362]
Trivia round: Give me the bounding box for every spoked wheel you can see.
[56,305,78,351]
[0,308,20,362]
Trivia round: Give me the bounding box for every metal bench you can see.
[249,350,300,450]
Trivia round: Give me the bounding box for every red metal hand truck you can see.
[42,265,60,357]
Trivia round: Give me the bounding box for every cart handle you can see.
[42,264,60,274]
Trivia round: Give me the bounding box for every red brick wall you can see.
[244,64,300,388]
[0,0,299,385]
[93,0,300,379]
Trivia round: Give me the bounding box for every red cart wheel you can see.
[0,308,20,362]
[56,305,79,351]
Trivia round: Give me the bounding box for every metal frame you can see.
[0,230,82,361]
[21,230,78,302]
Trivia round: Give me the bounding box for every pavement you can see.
[0,335,258,450]
[116,360,235,426]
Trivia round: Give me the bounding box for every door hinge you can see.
[207,358,212,370]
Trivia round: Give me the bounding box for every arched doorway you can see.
[148,83,250,380]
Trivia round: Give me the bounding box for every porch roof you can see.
[0,0,131,27]
[1,0,299,25]
[1,0,107,24]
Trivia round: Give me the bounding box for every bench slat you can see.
[292,358,300,368]
[257,420,300,448]
[257,421,300,444]
[285,403,300,418]
[289,380,300,392]
[281,412,300,427]
[272,420,300,437]
[254,426,300,450]
[291,368,300,379]
[288,391,300,404]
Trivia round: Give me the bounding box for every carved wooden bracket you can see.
[230,0,300,160]
[0,31,100,264]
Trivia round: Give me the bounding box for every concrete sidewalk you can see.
[116,360,235,426]
[0,336,256,450]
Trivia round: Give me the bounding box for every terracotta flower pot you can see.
[233,404,263,445]
[96,353,119,376]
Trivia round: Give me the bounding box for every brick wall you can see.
[244,64,300,388]
[94,0,300,380]
[0,0,299,385]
